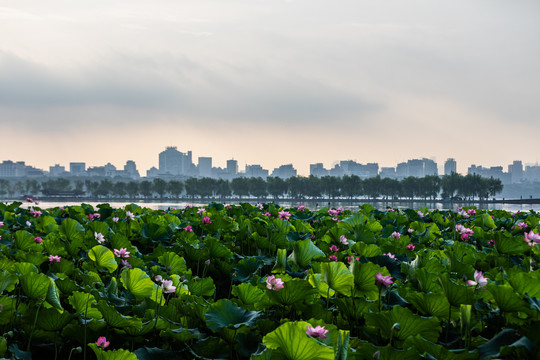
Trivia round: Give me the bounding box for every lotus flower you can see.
[34,237,42,244]
[256,203,264,210]
[406,243,415,251]
[524,231,540,246]
[95,336,109,349]
[297,205,306,211]
[48,255,61,263]
[278,210,291,220]
[114,248,130,258]
[266,275,284,290]
[339,235,349,245]
[94,232,105,244]
[467,270,488,287]
[328,209,339,217]
[161,280,176,294]
[125,211,135,220]
[375,272,393,288]
[516,222,528,230]
[201,216,212,224]
[391,231,400,239]
[329,245,339,252]
[328,255,338,262]
[184,225,193,232]
[112,216,119,223]
[197,207,206,214]
[306,325,328,339]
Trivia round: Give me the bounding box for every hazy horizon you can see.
[1,0,539,176]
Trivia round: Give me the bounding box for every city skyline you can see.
[1,1,539,177]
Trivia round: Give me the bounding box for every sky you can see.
[0,0,539,176]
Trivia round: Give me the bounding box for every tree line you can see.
[0,173,503,201]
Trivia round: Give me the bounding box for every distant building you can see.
[444,158,457,175]
[123,160,140,178]
[524,164,540,183]
[49,164,67,177]
[468,164,511,184]
[198,157,212,177]
[226,159,238,176]
[146,167,159,178]
[423,158,438,176]
[395,162,408,179]
[379,167,396,179]
[337,160,378,179]
[245,164,269,178]
[0,161,43,177]
[271,164,297,179]
[508,161,523,183]
[70,162,86,176]
[158,147,194,176]
[310,163,328,177]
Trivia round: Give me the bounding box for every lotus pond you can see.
[0,201,539,359]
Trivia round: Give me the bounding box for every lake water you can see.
[9,200,540,213]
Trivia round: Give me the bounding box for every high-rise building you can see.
[49,164,66,176]
[226,159,238,176]
[423,158,438,176]
[198,157,212,177]
[310,163,328,177]
[70,162,86,176]
[123,160,140,178]
[158,147,194,176]
[407,159,424,177]
[0,161,29,177]
[444,158,457,175]
[508,161,523,183]
[271,164,297,179]
[245,164,269,178]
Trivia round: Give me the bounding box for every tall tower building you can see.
[444,158,457,175]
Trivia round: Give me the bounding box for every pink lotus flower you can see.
[467,209,476,216]
[297,205,306,211]
[112,216,119,223]
[375,272,393,288]
[510,211,520,216]
[391,231,400,239]
[417,210,426,217]
[94,232,106,244]
[306,325,328,339]
[95,336,109,349]
[328,209,339,217]
[406,243,415,251]
[226,205,232,210]
[197,207,206,214]
[114,248,130,258]
[384,252,396,260]
[387,208,395,212]
[184,225,193,232]
[467,270,488,287]
[328,255,338,262]
[26,197,33,203]
[125,211,135,221]
[329,245,339,252]
[256,203,264,210]
[264,212,271,217]
[155,275,163,282]
[48,255,61,263]
[488,239,495,246]
[161,279,176,294]
[278,210,291,220]
[516,222,528,230]
[266,275,284,290]
[457,209,470,218]
[0,221,3,227]
[121,259,132,269]
[339,235,349,245]
[201,216,212,224]
[524,231,540,246]
[26,221,32,227]
[34,237,42,244]
[408,228,414,234]
[347,256,359,264]
[456,224,474,240]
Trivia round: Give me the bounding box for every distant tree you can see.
[267,177,287,199]
[320,176,341,198]
[96,179,113,197]
[112,182,127,197]
[0,179,10,196]
[487,177,503,198]
[286,177,306,199]
[248,177,267,198]
[304,176,323,198]
[125,181,140,198]
[198,178,217,198]
[167,180,184,198]
[341,175,362,199]
[184,178,199,198]
[152,178,168,198]
[139,180,152,198]
[231,177,250,199]
[215,179,231,198]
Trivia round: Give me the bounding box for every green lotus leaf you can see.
[0,270,18,293]
[438,274,475,307]
[267,279,318,306]
[262,321,334,360]
[233,257,264,282]
[13,262,38,276]
[272,248,288,274]
[68,291,102,319]
[37,307,72,331]
[494,232,527,255]
[121,268,154,300]
[403,334,464,360]
[352,242,381,257]
[333,297,376,321]
[474,213,496,230]
[188,277,215,297]
[206,237,233,260]
[350,261,384,299]
[14,230,41,252]
[320,261,354,296]
[20,272,50,300]
[96,300,142,330]
[308,273,335,298]
[158,252,187,274]
[232,283,264,306]
[0,296,14,325]
[365,306,441,343]
[46,279,63,310]
[288,239,325,268]
[508,270,540,298]
[88,344,138,360]
[141,223,169,242]
[133,346,186,360]
[36,215,59,233]
[414,268,441,293]
[205,299,260,332]
[487,283,529,313]
[88,245,118,273]
[59,218,85,242]
[402,290,450,319]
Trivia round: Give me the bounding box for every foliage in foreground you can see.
[0,201,539,359]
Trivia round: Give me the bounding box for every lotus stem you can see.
[26,301,42,352]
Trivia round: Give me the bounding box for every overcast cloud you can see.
[0,0,539,174]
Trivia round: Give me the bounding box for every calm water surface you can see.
[12,200,540,213]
